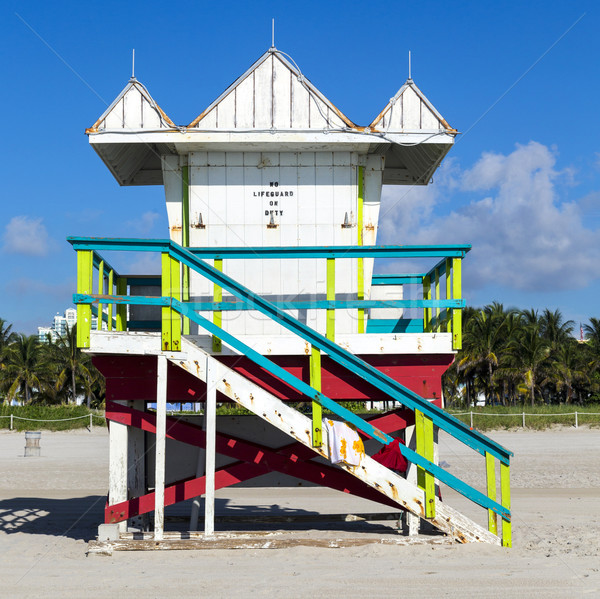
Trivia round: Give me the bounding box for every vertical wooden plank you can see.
[170,255,181,351]
[76,250,93,348]
[212,259,223,352]
[416,409,435,518]
[154,355,167,541]
[501,462,512,547]
[445,258,452,333]
[452,257,462,349]
[182,165,190,336]
[161,253,172,351]
[486,452,498,535]
[403,424,420,535]
[116,277,127,332]
[108,400,128,534]
[107,269,114,332]
[97,259,104,331]
[326,258,335,341]
[422,275,431,333]
[310,345,322,447]
[204,356,217,536]
[357,165,365,334]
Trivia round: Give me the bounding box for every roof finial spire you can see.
[271,18,275,48]
[408,50,412,81]
[131,48,136,80]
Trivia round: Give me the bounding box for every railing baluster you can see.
[326,257,335,341]
[212,258,223,352]
[107,269,114,331]
[182,165,190,335]
[310,345,322,447]
[434,267,440,332]
[97,259,104,330]
[416,409,436,518]
[423,275,431,332]
[486,452,498,535]
[161,253,181,352]
[116,277,127,331]
[452,257,462,349]
[501,462,511,547]
[445,258,452,333]
[76,250,93,348]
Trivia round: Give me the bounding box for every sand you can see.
[1,427,599,598]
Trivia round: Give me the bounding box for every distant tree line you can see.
[444,304,600,408]
[0,318,105,407]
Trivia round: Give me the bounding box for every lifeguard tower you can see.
[73,47,512,547]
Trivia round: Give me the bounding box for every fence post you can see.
[575,411,578,429]
[89,413,93,431]
[10,414,13,430]
[522,412,525,428]
[470,411,473,429]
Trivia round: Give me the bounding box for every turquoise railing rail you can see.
[68,236,511,546]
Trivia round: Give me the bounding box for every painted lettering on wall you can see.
[252,182,294,219]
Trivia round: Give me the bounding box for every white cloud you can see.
[379,142,600,292]
[2,216,54,256]
[125,211,161,236]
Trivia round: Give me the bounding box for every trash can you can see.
[24,431,41,457]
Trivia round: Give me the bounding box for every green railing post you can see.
[501,463,511,547]
[161,253,181,352]
[357,165,365,333]
[434,267,440,332]
[182,165,191,335]
[212,258,223,352]
[97,259,104,330]
[486,452,498,535]
[416,409,436,518]
[310,345,323,447]
[107,268,114,331]
[445,258,452,333]
[76,250,93,348]
[326,258,335,341]
[423,275,431,332]
[116,277,127,331]
[452,257,462,349]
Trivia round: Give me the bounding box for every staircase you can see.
[71,236,513,547]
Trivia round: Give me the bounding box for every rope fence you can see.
[450,411,600,429]
[0,413,106,431]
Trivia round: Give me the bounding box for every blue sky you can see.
[1,0,598,333]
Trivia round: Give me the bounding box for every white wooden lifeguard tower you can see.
[74,46,512,549]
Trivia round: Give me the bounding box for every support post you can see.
[154,356,167,541]
[76,250,93,348]
[423,275,431,333]
[107,269,114,331]
[445,258,452,333]
[415,409,435,518]
[452,257,462,349]
[326,258,335,341]
[485,452,498,535]
[404,424,420,535]
[357,165,365,333]
[182,165,191,335]
[116,277,127,331]
[108,400,128,533]
[161,253,181,352]
[212,259,223,352]
[501,462,511,547]
[97,259,104,330]
[310,346,323,447]
[204,356,217,537]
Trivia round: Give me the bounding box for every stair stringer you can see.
[170,338,499,545]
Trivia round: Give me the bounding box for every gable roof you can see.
[86,78,176,133]
[187,49,357,131]
[370,79,456,133]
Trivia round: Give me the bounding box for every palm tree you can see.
[1,334,47,404]
[540,309,574,349]
[0,318,16,362]
[550,340,588,404]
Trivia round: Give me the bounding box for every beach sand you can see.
[1,427,599,598]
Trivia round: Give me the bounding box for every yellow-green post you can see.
[107,269,114,332]
[116,277,127,332]
[423,275,431,333]
[486,452,498,535]
[445,258,452,333]
[97,259,104,330]
[416,409,436,518]
[326,258,335,341]
[452,257,462,349]
[357,165,365,333]
[161,253,181,352]
[182,165,191,335]
[434,267,440,332]
[310,345,322,447]
[76,250,93,348]
[212,258,223,352]
[501,462,512,547]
